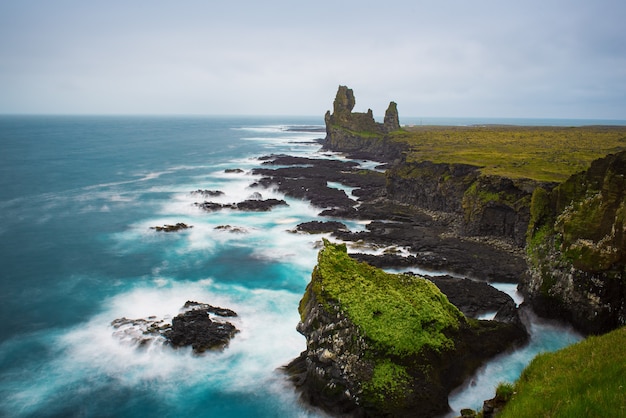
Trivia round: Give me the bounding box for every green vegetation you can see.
[391,125,626,182]
[311,240,464,356]
[362,360,412,406]
[495,382,515,402]
[338,126,384,138]
[499,326,626,418]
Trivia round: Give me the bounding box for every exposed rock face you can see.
[521,151,626,334]
[285,241,527,417]
[322,85,406,162]
[383,101,400,133]
[386,161,550,247]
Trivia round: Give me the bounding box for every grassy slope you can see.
[392,125,626,182]
[499,326,626,417]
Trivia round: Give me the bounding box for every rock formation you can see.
[322,86,405,162]
[285,241,527,417]
[521,151,626,334]
[111,301,239,353]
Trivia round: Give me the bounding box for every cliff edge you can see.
[522,151,626,334]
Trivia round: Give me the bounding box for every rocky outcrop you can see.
[252,154,386,214]
[294,221,349,234]
[111,301,239,353]
[164,301,239,353]
[521,151,626,334]
[285,241,527,417]
[322,86,406,163]
[150,222,193,232]
[194,198,288,212]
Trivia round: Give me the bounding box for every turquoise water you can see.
[0,116,328,417]
[0,116,585,417]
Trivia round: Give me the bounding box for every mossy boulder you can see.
[286,240,527,417]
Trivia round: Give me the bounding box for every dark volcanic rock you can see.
[343,220,528,283]
[236,198,288,211]
[214,225,248,234]
[111,301,239,354]
[426,275,519,321]
[165,303,239,352]
[294,221,349,234]
[150,222,193,232]
[252,154,386,214]
[191,189,224,197]
[195,198,288,212]
[182,300,237,317]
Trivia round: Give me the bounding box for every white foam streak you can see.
[3,279,309,416]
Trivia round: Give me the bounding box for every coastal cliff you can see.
[521,151,626,334]
[286,241,527,417]
[292,86,626,416]
[386,162,547,246]
[323,85,550,246]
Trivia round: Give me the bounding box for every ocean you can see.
[0,116,588,417]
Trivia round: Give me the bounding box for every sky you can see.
[1,0,625,119]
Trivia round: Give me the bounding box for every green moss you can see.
[499,326,626,417]
[362,360,412,407]
[313,240,464,357]
[464,181,500,204]
[528,187,552,234]
[331,124,383,139]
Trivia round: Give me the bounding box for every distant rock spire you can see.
[384,101,400,133]
[332,85,356,123]
[325,85,401,135]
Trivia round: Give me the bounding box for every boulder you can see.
[111,301,239,354]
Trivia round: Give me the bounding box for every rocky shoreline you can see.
[277,86,625,417]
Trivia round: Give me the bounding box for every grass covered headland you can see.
[392,125,626,182]
[498,325,626,417]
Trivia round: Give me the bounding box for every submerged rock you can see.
[150,222,193,232]
[190,189,224,197]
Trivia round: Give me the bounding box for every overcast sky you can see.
[1,0,625,119]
